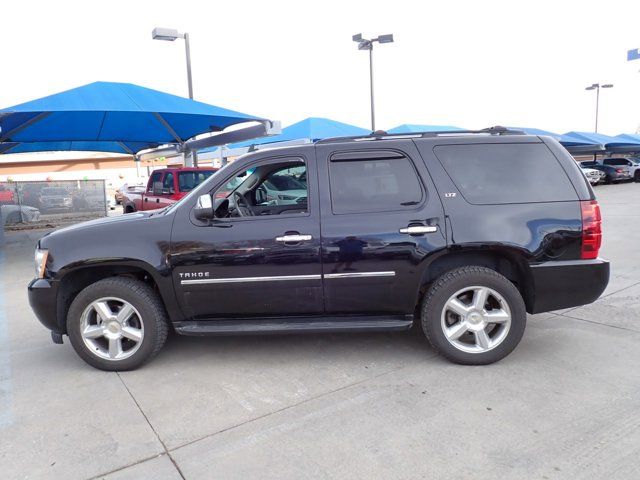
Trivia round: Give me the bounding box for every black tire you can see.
[634,171,640,183]
[420,266,526,365]
[67,277,169,371]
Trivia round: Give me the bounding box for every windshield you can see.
[178,170,216,192]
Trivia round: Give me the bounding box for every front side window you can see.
[211,159,308,218]
[329,153,423,214]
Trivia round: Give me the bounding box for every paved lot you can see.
[1,183,639,479]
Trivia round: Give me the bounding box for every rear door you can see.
[315,140,447,315]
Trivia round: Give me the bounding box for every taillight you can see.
[615,168,624,173]
[580,200,602,259]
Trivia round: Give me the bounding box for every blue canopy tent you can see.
[0,140,159,155]
[0,81,266,156]
[200,117,369,159]
[387,124,463,134]
[508,127,560,139]
[604,134,640,153]
[229,117,370,148]
[558,131,612,154]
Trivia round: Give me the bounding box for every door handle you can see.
[156,198,160,203]
[275,234,313,242]
[399,225,437,235]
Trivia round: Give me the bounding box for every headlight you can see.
[34,248,49,279]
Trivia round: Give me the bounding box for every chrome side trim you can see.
[324,271,396,279]
[181,274,321,285]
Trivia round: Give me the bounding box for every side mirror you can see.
[194,194,214,221]
[152,182,163,196]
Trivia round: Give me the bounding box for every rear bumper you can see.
[529,258,610,314]
[28,278,61,333]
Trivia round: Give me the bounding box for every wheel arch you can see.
[417,246,534,313]
[55,260,176,333]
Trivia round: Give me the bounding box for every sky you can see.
[1,0,640,140]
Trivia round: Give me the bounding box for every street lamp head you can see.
[358,40,372,51]
[585,84,597,91]
[602,84,614,88]
[152,27,183,41]
[377,34,394,44]
[352,33,363,42]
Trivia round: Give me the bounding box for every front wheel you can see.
[421,266,526,365]
[67,277,169,371]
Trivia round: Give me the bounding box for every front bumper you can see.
[28,278,61,333]
[529,258,610,313]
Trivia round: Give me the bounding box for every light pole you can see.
[152,27,193,99]
[585,83,613,133]
[152,27,197,166]
[352,33,394,132]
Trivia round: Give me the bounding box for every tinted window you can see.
[329,154,423,214]
[604,159,627,166]
[434,143,576,204]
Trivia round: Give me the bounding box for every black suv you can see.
[28,127,609,370]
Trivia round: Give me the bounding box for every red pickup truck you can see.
[123,167,217,213]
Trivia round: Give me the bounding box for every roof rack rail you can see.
[315,125,526,145]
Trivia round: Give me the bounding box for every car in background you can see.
[38,187,73,211]
[0,185,15,205]
[1,204,40,225]
[580,161,631,184]
[599,157,640,182]
[115,183,145,204]
[258,170,308,205]
[579,165,606,185]
[123,167,217,213]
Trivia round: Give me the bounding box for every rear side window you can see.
[329,152,423,214]
[434,143,576,204]
[604,159,627,166]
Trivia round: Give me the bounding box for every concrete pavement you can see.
[1,183,639,479]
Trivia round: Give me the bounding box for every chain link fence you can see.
[1,180,108,230]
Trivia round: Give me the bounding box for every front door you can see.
[170,152,323,320]
[315,140,447,315]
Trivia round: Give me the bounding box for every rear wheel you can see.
[67,277,168,371]
[634,171,640,183]
[421,266,526,365]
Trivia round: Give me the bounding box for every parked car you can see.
[28,127,609,371]
[20,183,45,208]
[580,161,631,184]
[123,167,217,213]
[257,168,308,205]
[0,185,15,205]
[115,183,144,205]
[38,187,73,211]
[1,204,40,225]
[580,166,606,185]
[598,157,640,182]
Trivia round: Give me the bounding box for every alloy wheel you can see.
[440,286,512,353]
[80,297,144,361]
